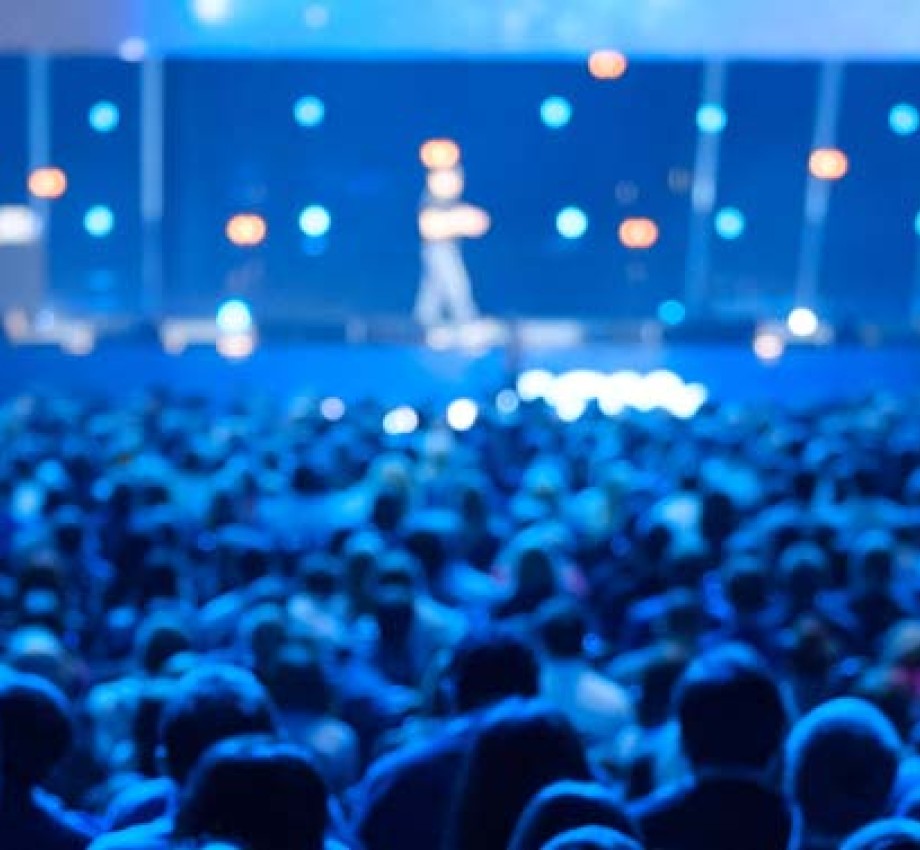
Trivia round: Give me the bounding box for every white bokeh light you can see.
[383,406,419,436]
[447,398,479,431]
[787,307,819,338]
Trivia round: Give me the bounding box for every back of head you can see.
[159,664,278,783]
[0,672,73,790]
[177,736,328,850]
[537,599,587,660]
[676,644,787,772]
[786,697,901,839]
[448,702,591,850]
[446,629,540,713]
[541,826,643,850]
[509,781,638,850]
[136,612,192,675]
[851,531,896,590]
[842,819,920,850]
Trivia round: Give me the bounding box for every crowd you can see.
[2,386,920,850]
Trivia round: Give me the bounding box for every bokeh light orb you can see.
[809,148,849,180]
[447,398,479,432]
[84,206,115,238]
[88,101,120,133]
[299,205,332,238]
[556,207,589,240]
[890,103,920,136]
[294,96,325,128]
[420,139,460,170]
[216,299,253,334]
[540,96,573,130]
[226,214,267,247]
[658,300,687,326]
[426,168,465,202]
[787,307,819,338]
[696,103,727,134]
[588,50,628,80]
[714,207,746,240]
[619,217,659,249]
[28,167,67,200]
[754,330,784,363]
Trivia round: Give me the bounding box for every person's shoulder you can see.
[88,817,173,850]
[104,778,176,832]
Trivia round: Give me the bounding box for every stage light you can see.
[754,330,784,362]
[299,205,331,238]
[696,103,727,134]
[420,139,460,170]
[294,96,325,128]
[216,299,253,334]
[517,369,554,402]
[383,406,419,436]
[553,396,587,423]
[320,397,346,421]
[658,300,686,326]
[588,50,628,80]
[667,383,709,419]
[426,169,465,203]
[495,389,520,415]
[787,307,819,338]
[890,103,919,136]
[88,101,120,133]
[540,96,572,130]
[556,207,588,240]
[915,210,920,237]
[447,398,479,432]
[28,167,67,200]
[809,148,848,180]
[226,214,267,247]
[84,206,115,238]
[715,207,746,240]
[193,0,231,24]
[619,217,659,249]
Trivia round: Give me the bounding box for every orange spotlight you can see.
[420,138,460,170]
[809,148,849,181]
[226,214,267,247]
[28,167,68,200]
[588,50,628,81]
[619,217,659,249]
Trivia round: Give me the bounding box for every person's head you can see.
[850,531,896,593]
[237,604,287,675]
[445,629,540,714]
[265,644,332,715]
[537,599,587,661]
[508,781,639,850]
[781,542,830,606]
[675,644,788,773]
[722,557,769,616]
[176,736,328,850]
[158,664,278,784]
[786,698,901,840]
[136,612,192,675]
[842,819,920,850]
[0,672,73,791]
[541,826,643,850]
[448,703,592,850]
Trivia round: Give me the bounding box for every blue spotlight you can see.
[84,206,115,238]
[216,299,253,334]
[890,103,920,136]
[715,207,746,240]
[88,101,120,133]
[540,96,572,130]
[299,205,331,238]
[658,300,687,326]
[696,103,727,134]
[556,206,588,240]
[915,210,920,237]
[294,96,325,128]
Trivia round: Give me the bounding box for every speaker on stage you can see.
[0,206,46,313]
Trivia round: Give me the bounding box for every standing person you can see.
[415,141,490,327]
